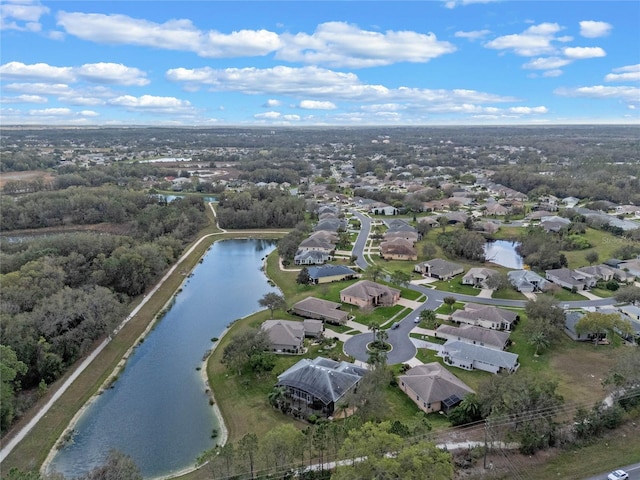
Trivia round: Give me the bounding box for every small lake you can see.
[48,239,277,478]
[484,240,524,269]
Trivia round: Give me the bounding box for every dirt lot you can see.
[0,170,54,188]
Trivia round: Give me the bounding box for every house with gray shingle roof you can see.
[462,268,499,288]
[261,320,304,353]
[508,270,550,293]
[438,340,520,374]
[545,268,597,291]
[307,265,358,284]
[292,297,349,325]
[435,324,510,350]
[415,258,464,280]
[276,357,367,417]
[399,363,474,414]
[340,280,401,308]
[452,304,519,331]
[294,250,332,265]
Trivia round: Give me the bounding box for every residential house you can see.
[451,304,519,331]
[414,258,464,280]
[618,259,640,279]
[292,297,349,325]
[508,270,550,293]
[545,268,597,291]
[307,265,358,284]
[438,340,520,374]
[303,319,324,339]
[399,363,474,414]
[380,238,418,261]
[461,268,499,288]
[485,203,509,216]
[562,196,580,208]
[369,202,398,216]
[576,264,634,284]
[261,320,304,353]
[340,280,401,308]
[540,215,571,233]
[598,306,640,341]
[435,324,510,351]
[563,311,605,342]
[276,357,368,417]
[294,250,332,266]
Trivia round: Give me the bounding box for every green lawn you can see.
[435,302,464,315]
[549,288,588,301]
[354,305,407,328]
[432,280,480,296]
[491,287,528,300]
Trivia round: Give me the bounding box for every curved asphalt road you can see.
[344,211,618,365]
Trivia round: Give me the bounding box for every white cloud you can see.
[202,29,281,57]
[107,95,192,113]
[542,69,564,78]
[523,57,572,70]
[299,100,336,110]
[555,85,640,103]
[254,111,282,119]
[0,61,149,86]
[579,20,612,38]
[454,29,491,40]
[264,99,281,107]
[76,63,149,86]
[605,64,640,82]
[0,94,47,104]
[485,22,564,56]
[283,114,301,121]
[508,106,548,114]
[166,65,517,105]
[0,0,49,32]
[444,0,500,9]
[0,61,74,82]
[3,82,72,95]
[28,107,72,116]
[56,11,279,58]
[361,103,406,112]
[277,22,456,68]
[80,110,99,117]
[563,46,606,59]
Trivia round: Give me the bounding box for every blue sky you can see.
[1,0,639,126]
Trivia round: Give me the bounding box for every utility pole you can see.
[483,418,488,469]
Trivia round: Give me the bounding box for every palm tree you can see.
[420,309,437,327]
[368,321,380,343]
[268,385,287,410]
[528,331,550,356]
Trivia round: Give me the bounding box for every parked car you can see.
[608,470,629,480]
[391,322,400,329]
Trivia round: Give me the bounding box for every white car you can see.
[608,470,629,480]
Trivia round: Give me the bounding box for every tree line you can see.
[216,188,307,229]
[0,192,207,433]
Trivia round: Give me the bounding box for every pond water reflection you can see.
[48,239,277,478]
[484,240,524,269]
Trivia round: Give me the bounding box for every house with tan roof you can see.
[292,297,349,325]
[380,237,417,261]
[261,320,304,354]
[340,280,401,308]
[399,363,474,414]
[451,303,519,331]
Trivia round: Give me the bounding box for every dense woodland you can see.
[216,188,307,229]
[0,190,207,432]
